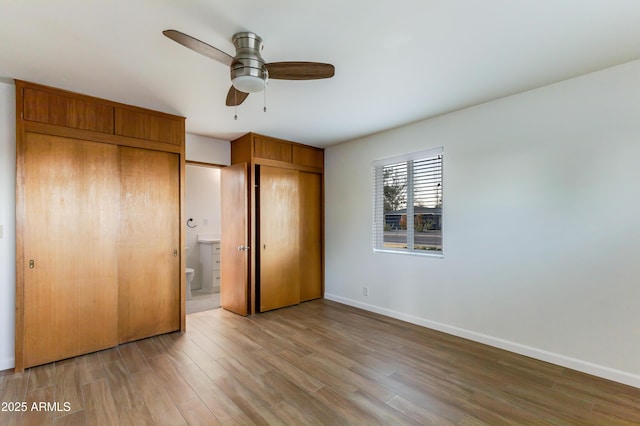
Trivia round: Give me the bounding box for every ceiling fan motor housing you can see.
[231,32,268,92]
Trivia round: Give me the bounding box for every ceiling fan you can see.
[163,29,335,107]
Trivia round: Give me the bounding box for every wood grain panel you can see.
[54,363,83,417]
[118,147,180,342]
[23,87,114,133]
[23,120,184,154]
[115,108,183,146]
[220,163,250,316]
[22,133,119,368]
[15,80,186,372]
[299,172,323,301]
[292,145,323,168]
[254,137,292,163]
[82,379,119,425]
[230,133,252,164]
[258,166,300,311]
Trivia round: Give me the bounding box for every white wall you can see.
[186,133,230,165]
[185,165,222,289]
[325,60,640,387]
[0,81,16,370]
[184,133,229,290]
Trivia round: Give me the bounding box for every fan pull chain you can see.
[234,89,238,120]
[263,70,269,113]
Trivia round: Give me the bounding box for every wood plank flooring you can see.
[1,299,639,425]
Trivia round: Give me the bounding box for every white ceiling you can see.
[2,1,640,147]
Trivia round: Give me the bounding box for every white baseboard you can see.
[324,293,640,389]
[0,357,15,372]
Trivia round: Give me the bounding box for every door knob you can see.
[237,245,250,252]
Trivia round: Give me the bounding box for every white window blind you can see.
[373,147,443,255]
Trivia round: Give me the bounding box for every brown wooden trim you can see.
[114,102,186,121]
[16,80,115,114]
[230,133,253,164]
[14,85,26,373]
[249,161,256,315]
[321,172,325,298]
[180,152,186,333]
[15,80,185,121]
[253,156,322,173]
[254,136,293,163]
[23,121,184,154]
[292,144,324,168]
[16,79,186,155]
[114,107,184,146]
[250,132,324,152]
[186,160,226,168]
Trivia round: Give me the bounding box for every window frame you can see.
[373,147,444,257]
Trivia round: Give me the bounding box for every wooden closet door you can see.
[299,172,323,301]
[22,133,119,368]
[220,163,250,315]
[118,147,180,342]
[259,166,300,312]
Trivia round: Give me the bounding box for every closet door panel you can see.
[299,172,323,301]
[118,147,180,342]
[220,163,250,315]
[254,137,292,163]
[259,166,300,311]
[22,133,119,367]
[23,87,115,133]
[115,108,183,146]
[292,145,323,169]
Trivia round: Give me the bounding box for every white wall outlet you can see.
[363,287,369,296]
[0,224,3,239]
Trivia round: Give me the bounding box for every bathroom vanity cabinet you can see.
[14,81,185,371]
[198,237,221,293]
[221,133,323,315]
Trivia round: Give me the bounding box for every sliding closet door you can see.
[299,171,323,301]
[118,147,180,342]
[22,133,119,368]
[259,166,300,312]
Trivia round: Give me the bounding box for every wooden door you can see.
[221,163,250,315]
[299,172,323,301]
[259,166,300,312]
[118,147,180,342]
[21,133,119,368]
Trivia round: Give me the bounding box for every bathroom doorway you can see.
[185,162,222,314]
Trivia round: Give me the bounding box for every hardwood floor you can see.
[1,299,639,425]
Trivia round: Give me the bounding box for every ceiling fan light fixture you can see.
[231,66,267,93]
[230,32,268,93]
[232,75,265,93]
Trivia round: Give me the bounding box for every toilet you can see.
[185,268,194,300]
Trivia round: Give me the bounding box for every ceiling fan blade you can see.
[163,29,233,67]
[226,86,250,106]
[265,62,335,80]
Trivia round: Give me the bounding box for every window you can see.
[373,147,443,255]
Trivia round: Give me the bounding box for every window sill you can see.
[373,248,444,258]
